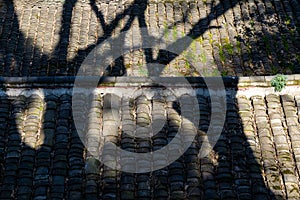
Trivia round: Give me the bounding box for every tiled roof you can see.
[0,88,299,199]
[1,0,300,199]
[0,0,300,76]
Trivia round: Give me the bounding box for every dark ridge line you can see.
[0,76,238,87]
[1,74,300,88]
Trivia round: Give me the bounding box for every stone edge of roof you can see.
[0,75,299,88]
[16,0,207,6]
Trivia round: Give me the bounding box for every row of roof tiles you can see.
[0,91,299,199]
[0,0,300,77]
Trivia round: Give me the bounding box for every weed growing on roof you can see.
[271,74,287,92]
[125,63,131,69]
[282,35,289,51]
[270,65,279,74]
[249,19,255,27]
[137,62,148,76]
[235,40,242,54]
[199,51,207,63]
[208,33,214,45]
[218,45,226,63]
[220,70,229,76]
[222,38,234,55]
[285,15,291,26]
[296,54,300,63]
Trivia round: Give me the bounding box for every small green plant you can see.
[125,63,132,69]
[195,36,204,44]
[208,33,214,45]
[184,60,191,69]
[199,51,207,63]
[218,44,226,63]
[137,62,148,76]
[285,15,291,26]
[221,70,228,76]
[245,69,254,76]
[271,74,287,92]
[249,19,255,27]
[163,22,169,39]
[224,43,234,55]
[200,68,219,77]
[245,40,252,54]
[236,40,242,54]
[220,38,234,55]
[172,26,178,39]
[270,65,279,74]
[282,35,289,51]
[296,54,300,63]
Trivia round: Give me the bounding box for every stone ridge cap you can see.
[16,0,208,4]
[0,75,299,87]
[14,0,196,7]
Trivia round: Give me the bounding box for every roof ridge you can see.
[0,75,300,88]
